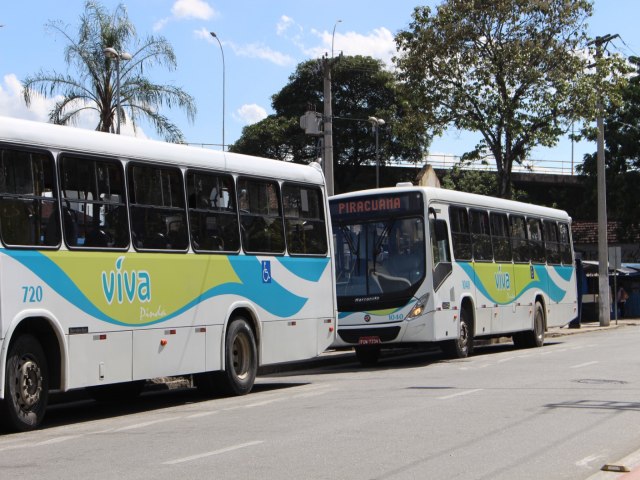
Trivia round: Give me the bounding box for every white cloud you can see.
[1,74,58,122]
[277,15,303,38]
[234,104,268,125]
[155,0,217,31]
[171,0,216,20]
[308,27,397,67]
[153,18,170,32]
[226,41,295,67]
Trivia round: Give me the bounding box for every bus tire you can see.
[197,317,257,397]
[443,308,473,359]
[514,301,545,349]
[355,346,381,366]
[1,335,49,432]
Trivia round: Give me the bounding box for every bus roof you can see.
[0,116,325,186]
[331,185,571,221]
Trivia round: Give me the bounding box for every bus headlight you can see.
[406,293,430,320]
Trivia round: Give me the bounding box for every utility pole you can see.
[322,53,336,196]
[589,34,618,327]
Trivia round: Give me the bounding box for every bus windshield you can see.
[333,215,425,310]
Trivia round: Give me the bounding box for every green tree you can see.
[22,0,196,143]
[229,55,430,192]
[395,0,628,198]
[577,56,640,236]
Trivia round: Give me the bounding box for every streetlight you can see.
[104,47,131,135]
[331,20,342,58]
[210,31,226,151]
[368,116,385,188]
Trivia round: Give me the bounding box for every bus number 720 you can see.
[22,286,43,303]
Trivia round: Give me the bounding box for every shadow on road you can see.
[36,381,307,432]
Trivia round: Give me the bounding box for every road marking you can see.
[114,416,182,431]
[576,453,607,469]
[570,361,599,369]
[438,388,483,400]
[498,357,515,363]
[185,411,218,419]
[245,398,284,408]
[163,440,264,465]
[34,435,83,446]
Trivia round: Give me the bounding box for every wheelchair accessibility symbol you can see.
[262,260,272,283]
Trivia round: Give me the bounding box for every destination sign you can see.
[330,191,423,219]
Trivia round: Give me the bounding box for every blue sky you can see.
[1,0,639,170]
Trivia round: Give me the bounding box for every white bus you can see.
[330,185,577,365]
[0,116,336,431]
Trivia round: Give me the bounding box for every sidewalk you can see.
[547,318,639,337]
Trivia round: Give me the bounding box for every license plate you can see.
[358,336,381,345]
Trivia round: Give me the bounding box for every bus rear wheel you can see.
[196,317,257,397]
[514,301,545,349]
[1,335,49,432]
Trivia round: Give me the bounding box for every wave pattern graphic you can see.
[459,262,571,305]
[1,250,327,326]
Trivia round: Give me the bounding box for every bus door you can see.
[490,212,516,333]
[469,209,493,335]
[428,206,454,339]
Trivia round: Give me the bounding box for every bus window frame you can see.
[281,181,329,257]
[59,152,130,251]
[0,144,61,250]
[510,214,529,263]
[543,219,562,266]
[127,161,189,253]
[490,211,512,262]
[186,168,241,254]
[526,217,546,264]
[449,205,472,261]
[469,208,493,262]
[237,176,286,256]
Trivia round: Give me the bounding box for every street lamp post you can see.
[331,19,342,58]
[210,32,226,151]
[103,47,131,134]
[368,116,385,188]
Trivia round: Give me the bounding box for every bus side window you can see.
[490,212,511,262]
[543,220,561,265]
[558,222,573,264]
[237,177,285,254]
[187,170,240,253]
[128,163,188,251]
[527,217,545,264]
[449,206,472,260]
[0,148,59,248]
[429,209,452,291]
[282,183,327,255]
[60,155,129,249]
[470,209,492,261]
[430,218,451,266]
[510,215,528,262]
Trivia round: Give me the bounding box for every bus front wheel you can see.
[1,335,49,432]
[443,308,473,359]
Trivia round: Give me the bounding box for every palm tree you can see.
[22,1,196,143]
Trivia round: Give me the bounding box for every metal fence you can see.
[415,154,577,176]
